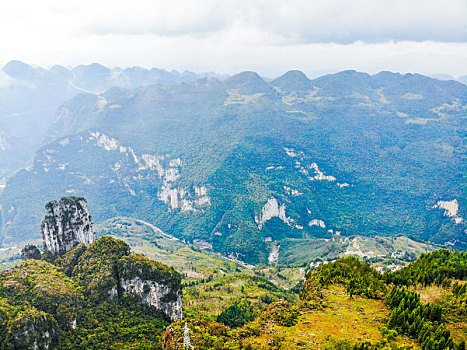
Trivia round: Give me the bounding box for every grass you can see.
[256,265,305,290]
[240,285,420,349]
[409,284,449,304]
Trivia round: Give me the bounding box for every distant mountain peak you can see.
[72,63,112,75]
[2,60,38,80]
[271,70,313,91]
[223,71,271,94]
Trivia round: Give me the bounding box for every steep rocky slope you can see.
[41,196,95,254]
[0,236,182,349]
[1,70,465,263]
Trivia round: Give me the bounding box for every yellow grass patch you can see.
[410,285,449,304]
[242,285,419,349]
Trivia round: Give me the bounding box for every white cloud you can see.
[43,0,467,43]
[0,0,466,76]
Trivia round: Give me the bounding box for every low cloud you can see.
[74,0,467,44]
[0,0,466,76]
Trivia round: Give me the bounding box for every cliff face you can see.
[41,196,95,254]
[117,254,183,321]
[67,237,183,322]
[1,237,183,349]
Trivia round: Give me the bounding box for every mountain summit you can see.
[271,70,313,91]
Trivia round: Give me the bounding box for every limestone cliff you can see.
[117,254,183,321]
[41,196,95,254]
[2,201,182,349]
[69,237,183,322]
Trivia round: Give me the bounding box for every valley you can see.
[0,64,465,350]
[1,0,465,348]
[0,68,465,266]
[0,195,465,349]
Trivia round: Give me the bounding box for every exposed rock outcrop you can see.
[433,199,464,224]
[117,254,183,321]
[69,236,183,322]
[255,197,294,230]
[41,196,95,255]
[8,310,56,350]
[268,241,280,265]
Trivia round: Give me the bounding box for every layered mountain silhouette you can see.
[0,68,465,264]
[0,60,224,182]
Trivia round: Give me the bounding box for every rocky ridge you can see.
[39,196,182,321]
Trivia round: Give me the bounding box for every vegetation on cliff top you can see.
[0,236,181,349]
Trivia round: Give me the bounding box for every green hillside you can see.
[1,70,465,263]
[164,250,467,350]
[0,236,182,349]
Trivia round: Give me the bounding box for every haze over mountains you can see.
[0,62,465,265]
[0,60,224,183]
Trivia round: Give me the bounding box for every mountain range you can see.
[0,60,224,183]
[0,67,465,264]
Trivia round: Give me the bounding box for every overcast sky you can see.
[1,0,466,78]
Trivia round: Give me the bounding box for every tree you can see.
[21,244,41,260]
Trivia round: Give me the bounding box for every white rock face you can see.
[115,256,183,322]
[90,131,119,151]
[0,134,10,151]
[309,219,326,228]
[169,158,182,167]
[337,182,350,188]
[194,186,208,196]
[284,147,304,158]
[434,199,459,217]
[284,148,346,186]
[266,165,284,170]
[41,197,95,255]
[268,242,280,265]
[433,199,463,224]
[255,197,294,229]
[195,196,211,207]
[284,186,302,196]
[118,277,183,322]
[153,154,210,213]
[87,131,210,213]
[308,163,336,181]
[16,316,55,350]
